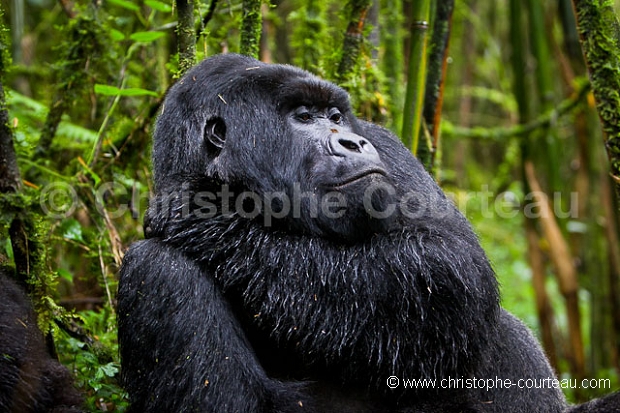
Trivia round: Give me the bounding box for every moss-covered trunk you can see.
[240,0,262,59]
[571,0,620,200]
[177,0,196,75]
[336,0,372,82]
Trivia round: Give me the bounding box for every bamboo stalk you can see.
[401,0,431,154]
[509,0,559,372]
[601,166,620,368]
[526,0,561,191]
[421,0,454,171]
[524,161,585,380]
[526,219,559,371]
[509,0,528,122]
[379,0,403,129]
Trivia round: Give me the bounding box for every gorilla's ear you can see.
[204,117,227,150]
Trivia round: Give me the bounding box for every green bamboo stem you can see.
[526,0,561,192]
[379,0,403,129]
[421,0,454,171]
[571,0,620,198]
[509,0,560,374]
[509,0,528,123]
[401,0,431,155]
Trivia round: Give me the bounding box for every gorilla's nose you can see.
[329,132,380,162]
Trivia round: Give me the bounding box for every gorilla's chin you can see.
[315,184,400,242]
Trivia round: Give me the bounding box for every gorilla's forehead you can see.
[233,64,351,112]
[272,78,349,113]
[183,54,351,112]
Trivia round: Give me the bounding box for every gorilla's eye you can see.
[296,112,312,122]
[329,111,343,124]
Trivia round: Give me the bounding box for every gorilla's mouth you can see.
[329,168,387,188]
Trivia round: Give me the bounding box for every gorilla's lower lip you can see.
[329,168,387,188]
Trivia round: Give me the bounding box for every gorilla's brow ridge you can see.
[277,78,350,112]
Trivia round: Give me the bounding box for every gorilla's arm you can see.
[117,239,313,412]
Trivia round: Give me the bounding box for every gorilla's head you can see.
[152,54,415,241]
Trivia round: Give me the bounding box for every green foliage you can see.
[288,0,328,73]
[56,309,129,411]
[54,15,110,92]
[145,0,173,13]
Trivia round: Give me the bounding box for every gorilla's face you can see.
[287,104,386,187]
[153,54,400,241]
[282,101,396,240]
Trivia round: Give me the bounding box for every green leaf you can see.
[57,269,74,282]
[145,0,172,12]
[95,83,159,97]
[129,31,166,43]
[99,362,120,378]
[94,84,121,96]
[57,122,98,143]
[107,0,140,11]
[110,29,125,41]
[61,218,85,242]
[94,84,158,98]
[117,88,159,97]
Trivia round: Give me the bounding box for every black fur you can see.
[0,268,83,413]
[118,53,620,412]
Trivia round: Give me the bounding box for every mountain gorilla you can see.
[117,53,619,412]
[0,268,83,412]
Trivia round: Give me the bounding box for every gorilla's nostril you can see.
[339,139,362,153]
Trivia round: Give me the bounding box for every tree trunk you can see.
[240,0,262,59]
[571,0,620,201]
[177,0,196,75]
[336,0,371,82]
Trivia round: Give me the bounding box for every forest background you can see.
[1,0,620,410]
